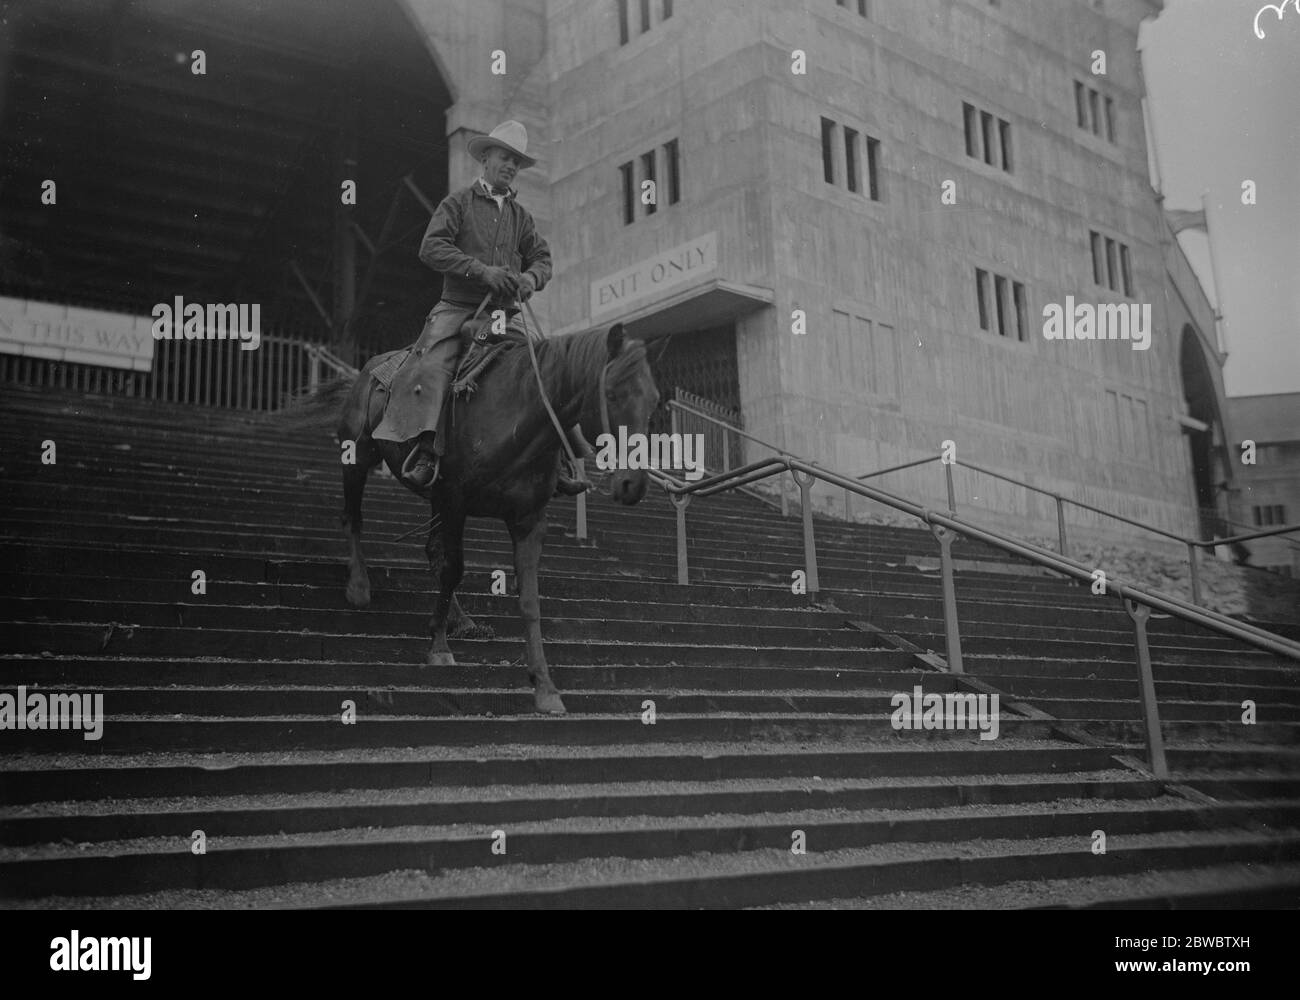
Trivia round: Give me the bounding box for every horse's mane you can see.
[497,326,648,402]
[553,327,648,390]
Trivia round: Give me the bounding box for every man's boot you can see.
[553,424,591,496]
[554,454,588,496]
[401,432,440,488]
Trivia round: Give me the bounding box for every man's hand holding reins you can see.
[481,265,521,299]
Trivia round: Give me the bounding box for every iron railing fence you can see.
[1,334,368,412]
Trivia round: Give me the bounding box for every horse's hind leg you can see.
[342,452,376,608]
[341,386,382,609]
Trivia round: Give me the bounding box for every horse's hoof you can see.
[345,581,371,608]
[534,690,567,715]
[450,621,496,640]
[426,650,457,667]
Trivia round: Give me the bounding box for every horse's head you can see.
[594,323,657,505]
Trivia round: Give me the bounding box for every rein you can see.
[520,298,614,482]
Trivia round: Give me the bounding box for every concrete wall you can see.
[755,0,1197,543]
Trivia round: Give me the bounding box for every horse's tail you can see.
[268,375,358,433]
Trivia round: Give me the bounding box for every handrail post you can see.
[844,487,851,522]
[671,492,691,585]
[928,522,964,673]
[575,459,587,542]
[1056,496,1068,557]
[945,461,956,514]
[1187,541,1202,606]
[780,475,789,518]
[1123,597,1169,779]
[721,431,730,473]
[791,469,820,599]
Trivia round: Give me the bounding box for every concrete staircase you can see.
[2,385,1299,909]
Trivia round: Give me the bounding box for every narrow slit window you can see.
[981,110,996,165]
[640,150,657,215]
[1075,82,1088,129]
[1120,244,1133,297]
[963,102,978,158]
[1105,237,1118,290]
[664,138,680,204]
[994,275,1009,336]
[867,136,881,200]
[999,119,1012,172]
[1013,281,1028,341]
[844,126,860,193]
[617,0,630,45]
[663,0,673,18]
[639,0,651,33]
[821,117,836,185]
[1088,90,1101,135]
[1091,231,1105,285]
[1104,96,1116,142]
[619,161,635,225]
[976,269,990,331]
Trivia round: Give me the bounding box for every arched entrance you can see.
[0,0,452,380]
[1180,324,1229,541]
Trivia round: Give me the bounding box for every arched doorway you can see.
[1179,324,1229,541]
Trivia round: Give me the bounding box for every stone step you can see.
[5,797,1294,901]
[0,742,1115,805]
[0,771,1158,846]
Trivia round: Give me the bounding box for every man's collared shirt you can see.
[477,176,511,211]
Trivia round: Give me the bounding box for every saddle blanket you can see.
[368,336,523,398]
[369,349,410,392]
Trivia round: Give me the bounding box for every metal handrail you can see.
[673,397,1299,606]
[643,453,1300,779]
[1201,509,1300,554]
[1201,523,1300,547]
[653,455,1300,654]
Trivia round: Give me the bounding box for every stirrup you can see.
[402,447,439,487]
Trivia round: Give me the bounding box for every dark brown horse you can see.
[288,323,656,714]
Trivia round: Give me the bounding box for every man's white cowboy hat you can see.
[467,120,537,168]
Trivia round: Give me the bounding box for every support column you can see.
[332,89,359,356]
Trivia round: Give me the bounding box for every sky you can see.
[1140,0,1300,399]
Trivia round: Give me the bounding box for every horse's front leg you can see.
[508,511,565,714]
[425,510,466,667]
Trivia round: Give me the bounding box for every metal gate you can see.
[646,323,741,434]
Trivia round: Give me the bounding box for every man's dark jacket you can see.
[420,181,552,310]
